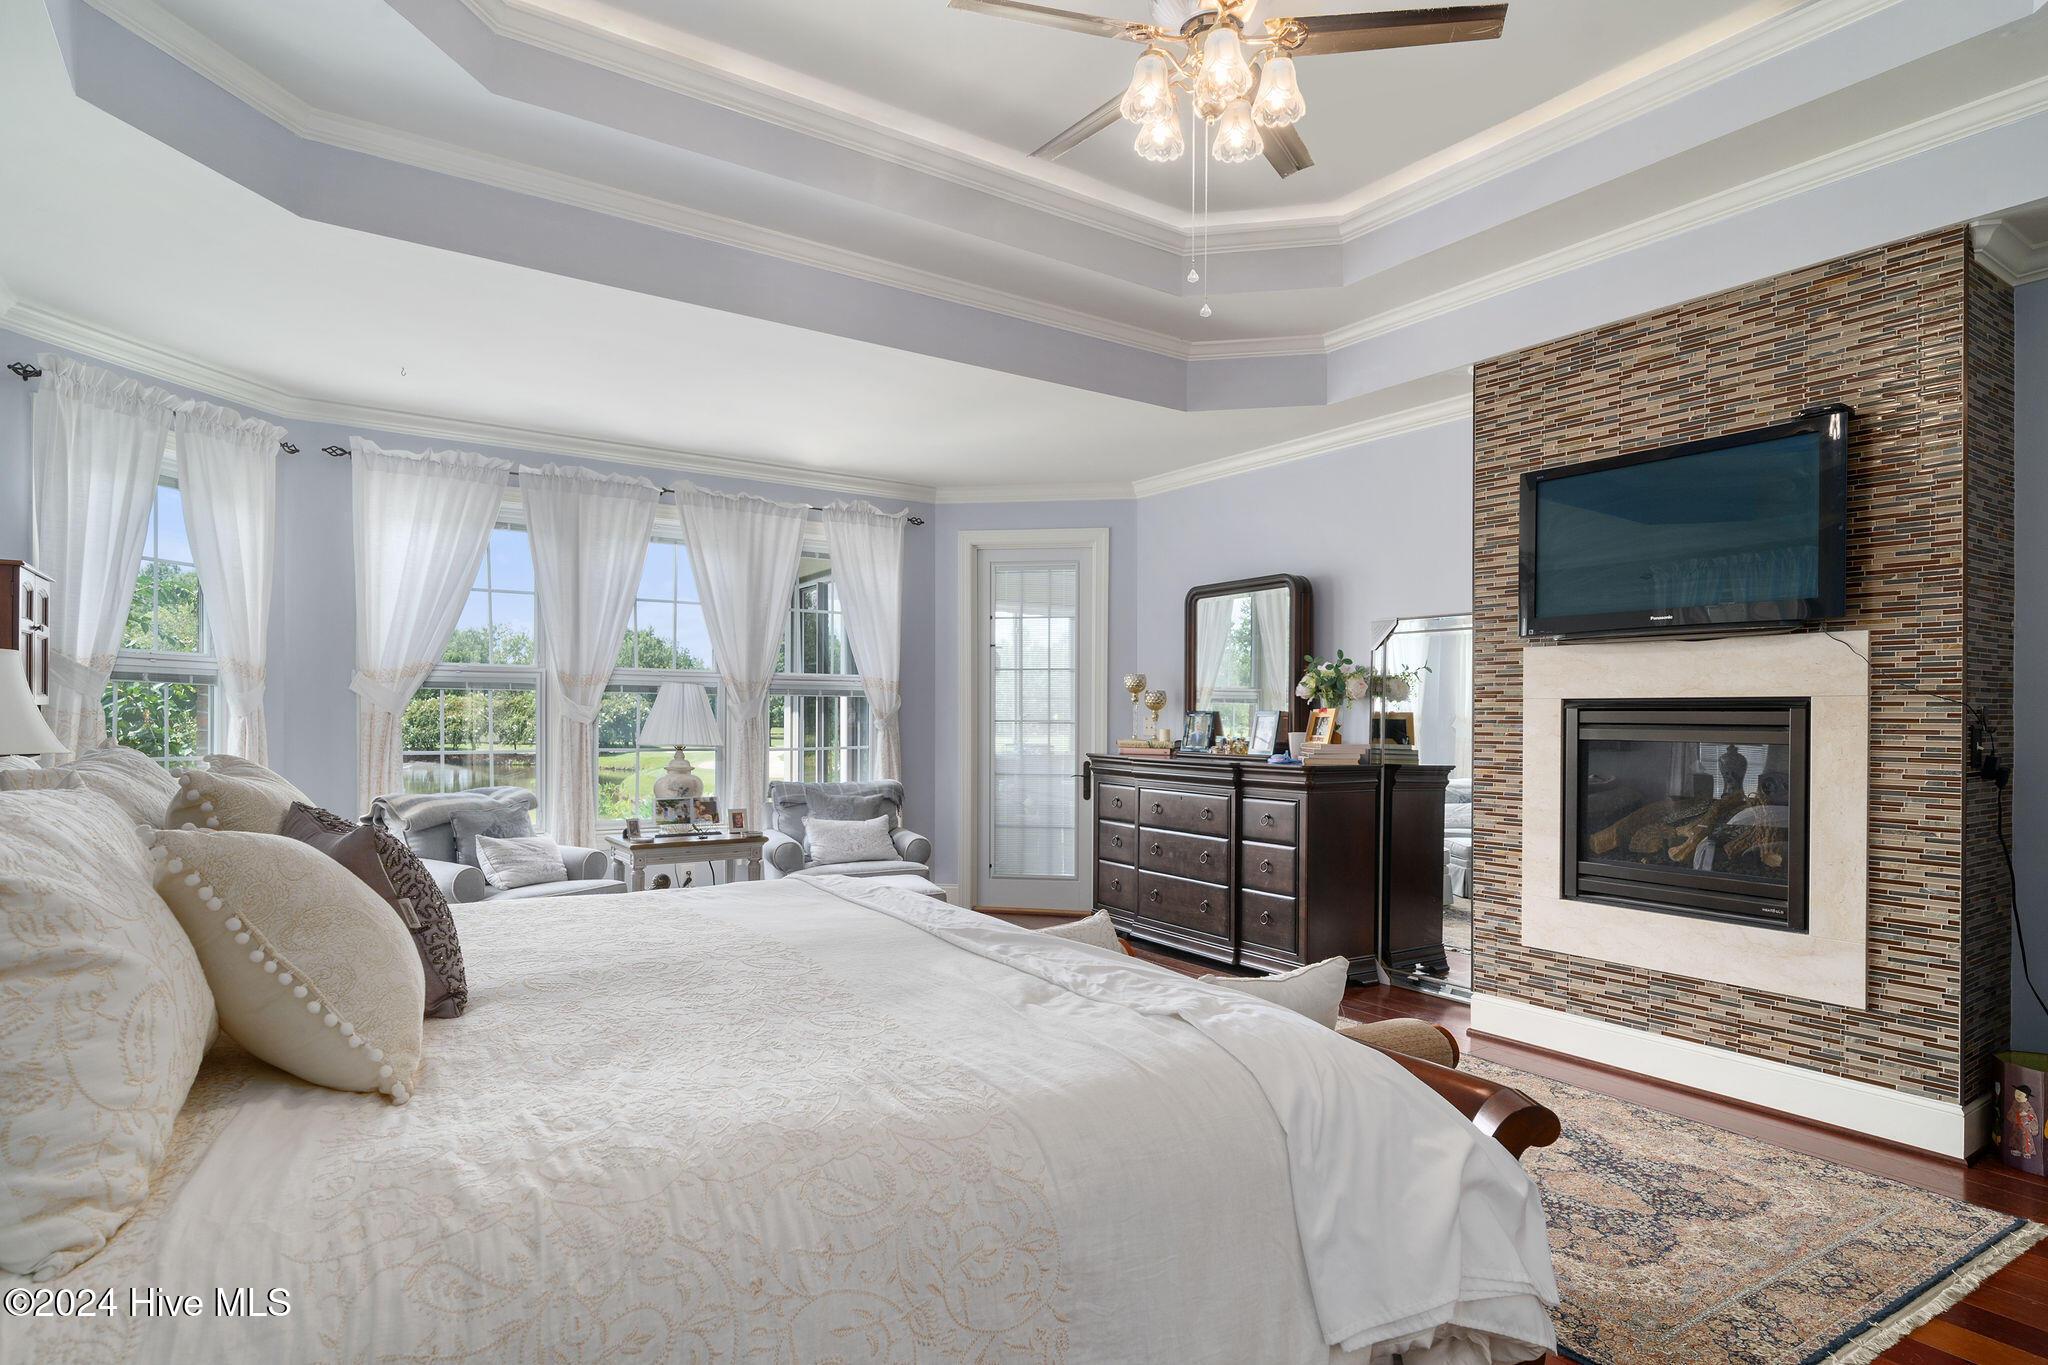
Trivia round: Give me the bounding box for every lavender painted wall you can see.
[2014,280,2048,1050]
[0,325,939,840]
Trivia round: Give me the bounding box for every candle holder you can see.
[1142,688,1169,742]
[1122,673,1147,740]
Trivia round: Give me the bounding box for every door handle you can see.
[1080,760,1093,800]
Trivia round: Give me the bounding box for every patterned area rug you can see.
[1466,1058,2047,1365]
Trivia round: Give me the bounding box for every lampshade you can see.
[1212,97,1264,163]
[1194,25,1253,109]
[1252,53,1305,127]
[0,649,65,757]
[638,682,719,749]
[1135,111,1186,163]
[1119,50,1173,125]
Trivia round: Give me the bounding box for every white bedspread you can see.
[4,876,1554,1365]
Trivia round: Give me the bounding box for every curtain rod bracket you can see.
[278,441,300,455]
[7,362,42,381]
[322,445,349,459]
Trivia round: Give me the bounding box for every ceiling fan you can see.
[949,0,1509,178]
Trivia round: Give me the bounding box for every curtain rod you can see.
[11,361,923,525]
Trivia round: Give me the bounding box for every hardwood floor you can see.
[1101,934,2048,1365]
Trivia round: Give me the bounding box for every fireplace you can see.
[1562,698,1809,931]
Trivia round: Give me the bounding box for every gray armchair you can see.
[762,780,931,880]
[370,787,625,903]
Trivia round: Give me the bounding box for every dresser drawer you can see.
[1097,819,1137,864]
[1095,862,1137,913]
[1096,782,1139,823]
[1138,871,1227,937]
[1240,839,1296,897]
[1241,798,1298,845]
[1240,889,1297,951]
[1140,786,1231,837]
[1139,828,1227,885]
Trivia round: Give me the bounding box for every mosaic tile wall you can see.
[1471,227,2014,1104]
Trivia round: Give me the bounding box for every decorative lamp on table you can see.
[0,648,65,759]
[638,682,720,831]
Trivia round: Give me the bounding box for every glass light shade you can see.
[1135,112,1186,162]
[1252,53,1305,127]
[1212,97,1264,163]
[1194,25,1253,107]
[1191,84,1229,122]
[1119,51,1173,125]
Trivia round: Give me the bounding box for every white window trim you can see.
[108,446,220,766]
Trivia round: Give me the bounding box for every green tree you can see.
[123,562,203,653]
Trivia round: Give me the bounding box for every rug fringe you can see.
[1820,1222,2048,1365]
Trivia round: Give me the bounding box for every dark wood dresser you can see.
[1086,753,1387,980]
[1,561,52,705]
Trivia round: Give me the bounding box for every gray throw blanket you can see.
[372,786,538,831]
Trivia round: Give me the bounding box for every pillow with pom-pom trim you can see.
[163,766,310,835]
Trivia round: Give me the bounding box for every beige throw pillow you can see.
[1199,956,1350,1029]
[0,789,214,1279]
[1033,909,1125,955]
[164,765,311,835]
[0,769,85,792]
[151,830,425,1104]
[474,833,566,890]
[804,814,898,865]
[50,746,180,827]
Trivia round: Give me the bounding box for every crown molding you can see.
[1971,216,2048,285]
[929,481,1136,504]
[0,297,942,502]
[1128,394,1472,499]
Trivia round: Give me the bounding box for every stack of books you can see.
[1116,738,1174,757]
[1378,743,1420,766]
[1300,741,1370,766]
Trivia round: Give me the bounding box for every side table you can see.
[605,831,768,892]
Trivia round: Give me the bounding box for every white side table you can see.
[605,831,768,892]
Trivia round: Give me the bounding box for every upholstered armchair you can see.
[370,786,625,903]
[761,780,932,879]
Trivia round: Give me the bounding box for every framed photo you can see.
[691,796,721,827]
[1248,709,1283,756]
[1372,711,1417,746]
[654,796,692,830]
[727,807,748,832]
[1306,708,1339,745]
[1181,710,1220,752]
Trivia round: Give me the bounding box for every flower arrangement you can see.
[1297,651,1427,711]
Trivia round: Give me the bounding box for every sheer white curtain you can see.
[30,355,179,752]
[176,400,286,762]
[523,464,661,847]
[1252,587,1291,711]
[820,501,907,780]
[1192,595,1235,712]
[350,438,513,810]
[675,484,806,827]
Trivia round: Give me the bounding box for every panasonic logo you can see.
[1650,614,1675,622]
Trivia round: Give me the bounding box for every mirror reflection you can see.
[1190,581,1302,739]
[1374,613,1475,992]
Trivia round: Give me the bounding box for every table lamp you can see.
[0,649,64,759]
[638,682,719,829]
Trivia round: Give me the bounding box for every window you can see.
[595,683,718,822]
[768,548,871,786]
[617,537,712,671]
[401,523,539,795]
[105,466,215,769]
[597,536,718,822]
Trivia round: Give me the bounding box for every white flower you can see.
[1295,682,1312,699]
[1385,677,1412,702]
[1344,674,1369,700]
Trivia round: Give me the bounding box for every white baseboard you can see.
[1470,993,1987,1159]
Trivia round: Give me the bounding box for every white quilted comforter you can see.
[4,876,1554,1365]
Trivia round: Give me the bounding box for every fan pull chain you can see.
[1200,119,1213,319]
[1186,102,1200,286]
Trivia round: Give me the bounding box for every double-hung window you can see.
[105,454,216,769]
[768,544,872,785]
[596,534,719,822]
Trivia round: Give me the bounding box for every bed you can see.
[3,875,1557,1365]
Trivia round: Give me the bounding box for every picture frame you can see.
[1373,710,1417,746]
[1306,708,1339,745]
[654,796,692,831]
[691,796,721,829]
[1248,709,1283,756]
[1181,709,1220,752]
[727,807,748,832]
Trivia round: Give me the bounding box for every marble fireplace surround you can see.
[1521,630,1869,1009]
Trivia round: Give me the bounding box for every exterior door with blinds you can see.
[977,545,1098,910]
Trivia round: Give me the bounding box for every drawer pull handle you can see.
[1148,888,1162,903]
[1199,850,1212,865]
[1200,808,1214,821]
[1259,909,1274,926]
[1112,797,1123,809]
[1110,878,1121,892]
[1199,899,1211,914]
[1259,859,1273,874]
[1261,813,1276,827]
[1150,842,1162,856]
[1111,836,1123,848]
[1151,802,1164,815]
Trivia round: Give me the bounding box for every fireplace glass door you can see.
[1563,699,1808,931]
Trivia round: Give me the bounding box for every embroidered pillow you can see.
[1198,956,1349,1029]
[0,788,213,1278]
[475,834,566,890]
[1033,909,1125,955]
[151,830,425,1104]
[49,746,180,827]
[280,803,469,1018]
[449,799,535,867]
[165,765,311,835]
[804,814,898,865]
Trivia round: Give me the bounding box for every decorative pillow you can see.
[1033,909,1125,955]
[164,765,311,835]
[449,799,535,867]
[0,755,39,771]
[280,803,469,1018]
[1198,956,1349,1029]
[804,814,898,865]
[49,746,179,827]
[0,769,85,792]
[0,788,213,1278]
[150,830,425,1104]
[475,833,566,890]
[200,753,290,782]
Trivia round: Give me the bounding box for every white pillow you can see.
[0,788,214,1278]
[0,769,85,792]
[165,764,310,835]
[1199,956,1350,1029]
[474,833,567,890]
[49,746,180,827]
[804,814,897,865]
[151,830,425,1104]
[1034,909,1125,955]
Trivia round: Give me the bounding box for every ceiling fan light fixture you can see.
[1194,25,1253,108]
[1252,52,1305,127]
[1212,97,1263,163]
[1119,50,1174,124]
[1135,110,1186,162]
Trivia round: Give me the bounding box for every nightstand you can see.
[605,831,768,892]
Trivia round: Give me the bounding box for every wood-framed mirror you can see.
[1184,574,1314,742]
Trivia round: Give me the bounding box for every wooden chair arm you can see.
[1373,1049,1562,1161]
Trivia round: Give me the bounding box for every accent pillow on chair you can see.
[150,830,426,1104]
[1198,957,1350,1029]
[804,814,899,866]
[449,800,537,867]
[474,834,568,891]
[281,803,470,1019]
[165,765,312,835]
[0,788,214,1278]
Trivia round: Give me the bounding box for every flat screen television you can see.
[1519,406,1849,639]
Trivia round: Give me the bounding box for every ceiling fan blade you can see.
[1263,123,1313,177]
[948,0,1148,41]
[1278,4,1507,56]
[1031,93,1126,161]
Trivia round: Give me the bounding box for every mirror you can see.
[1185,575,1313,742]
[1373,613,1474,992]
